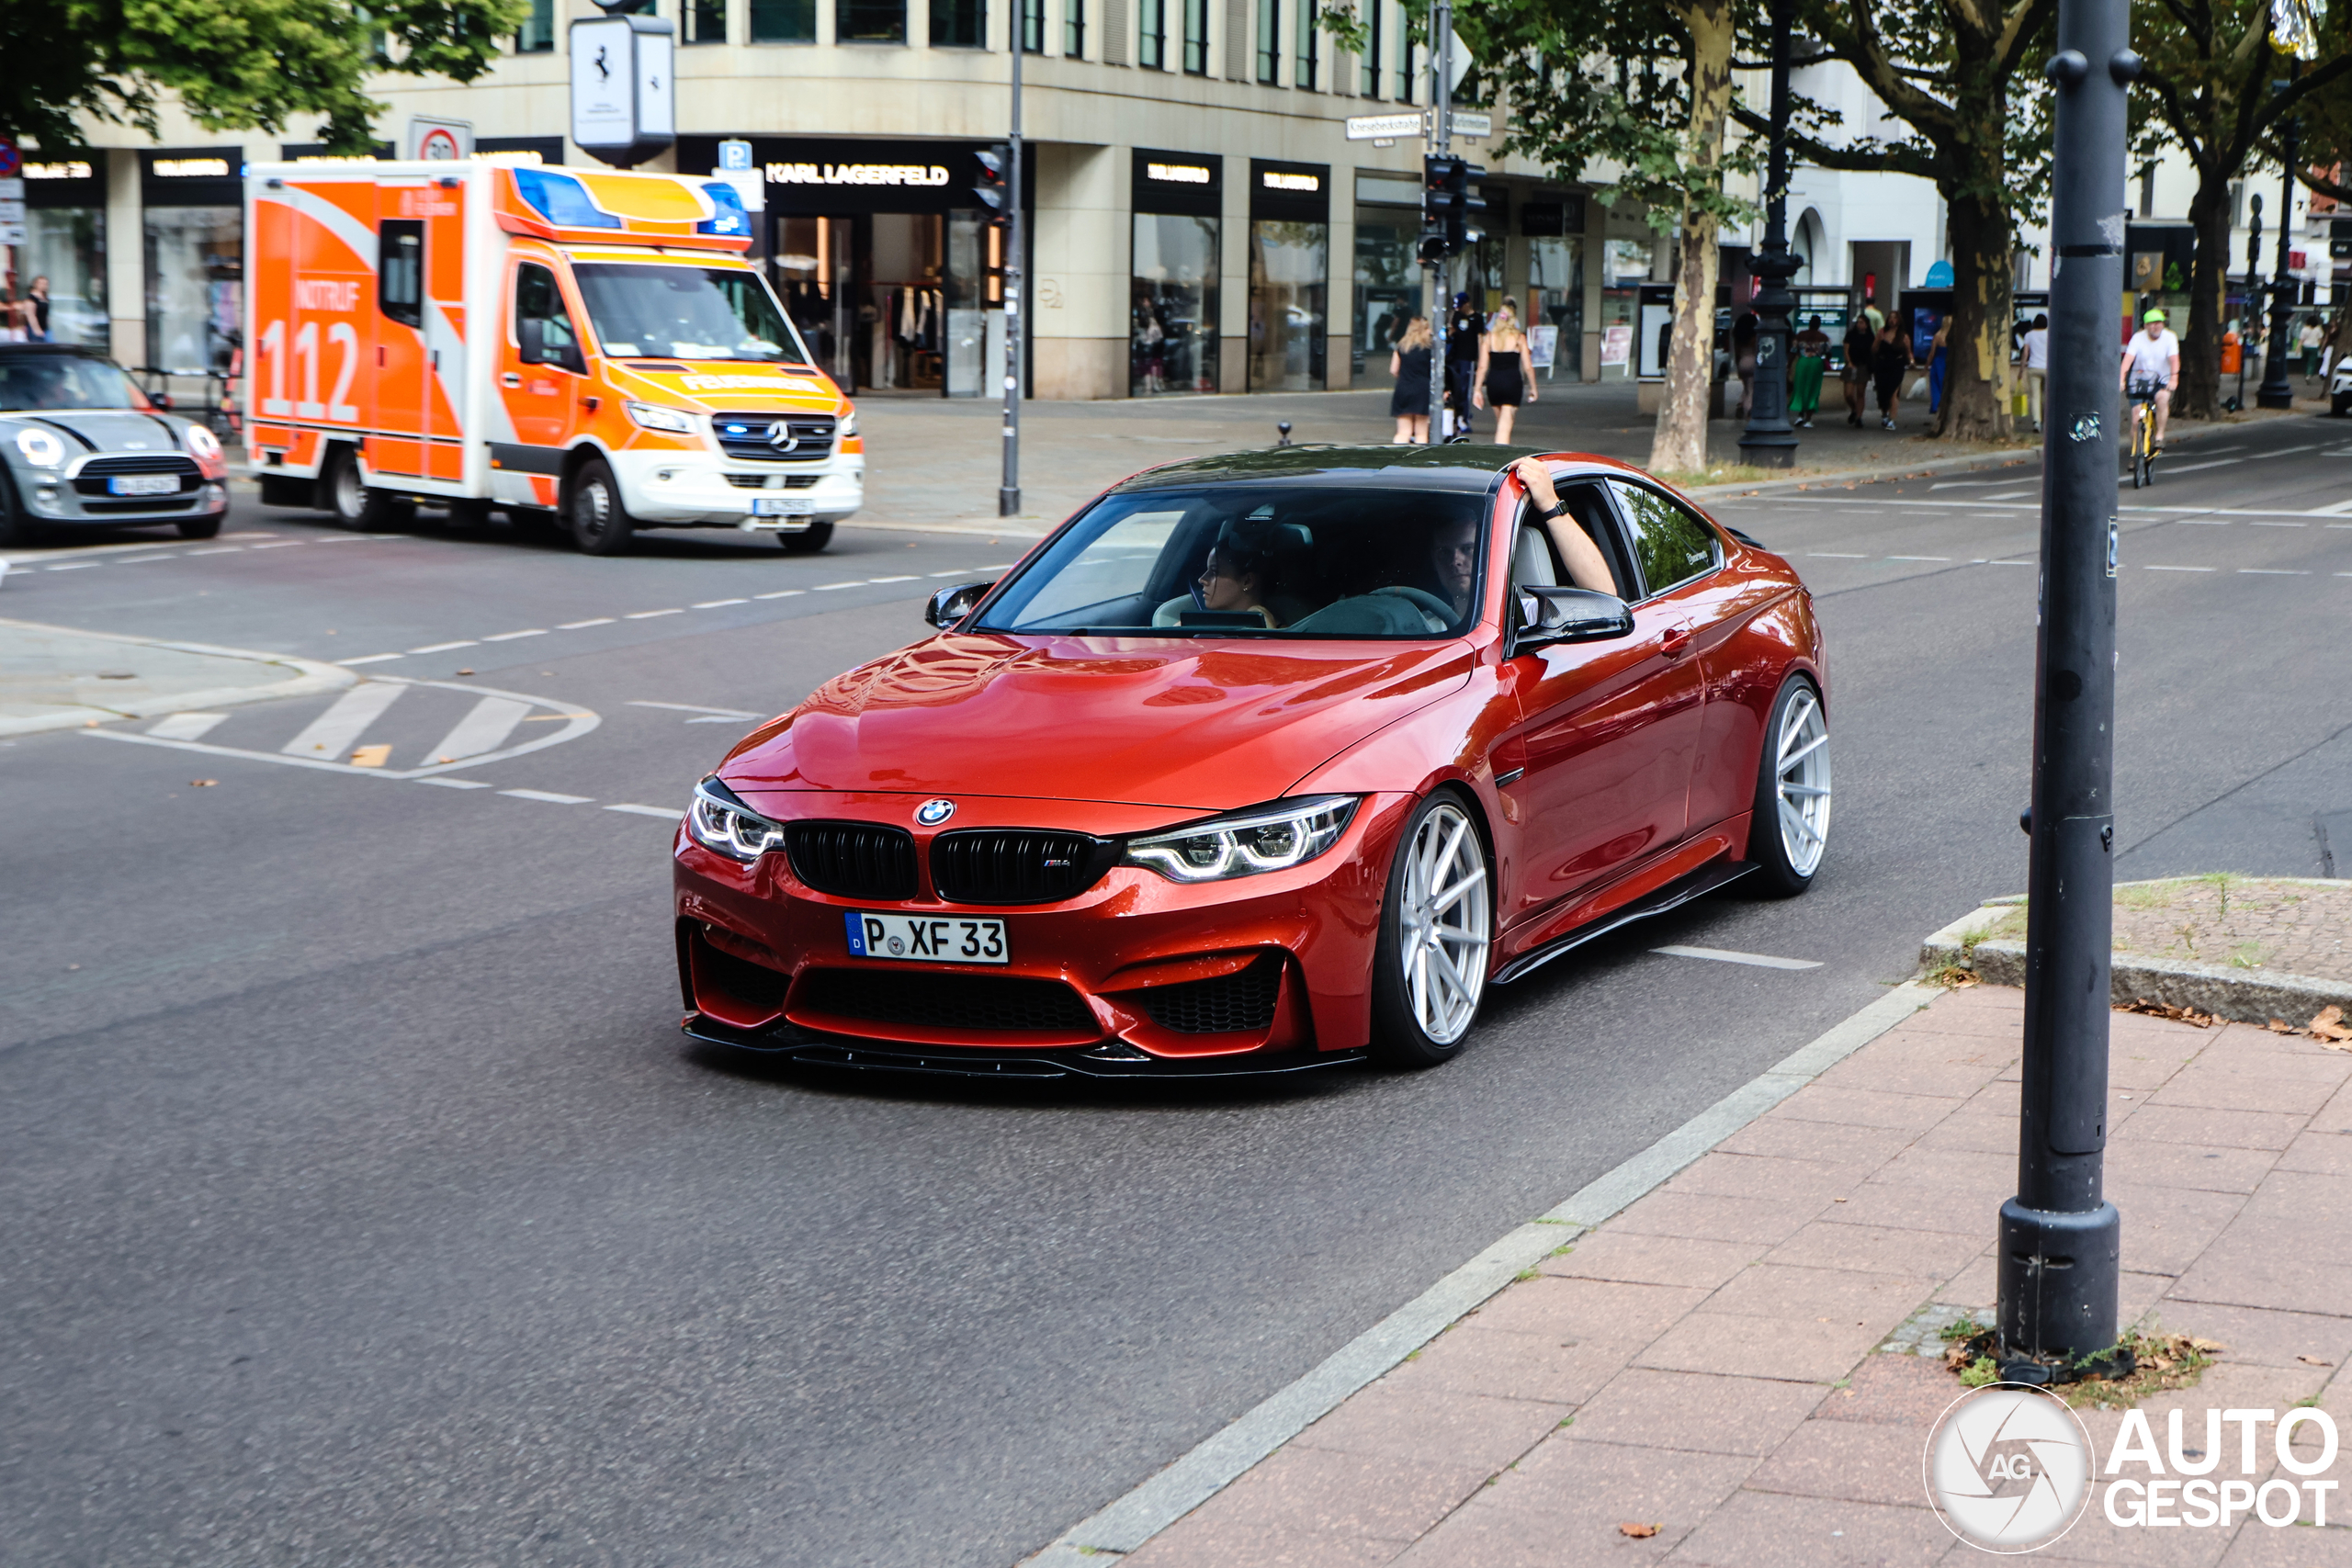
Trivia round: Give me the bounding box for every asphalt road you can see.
[1,411,2346,1567]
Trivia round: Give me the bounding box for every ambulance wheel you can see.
[777,522,833,555]
[327,446,413,530]
[569,459,636,556]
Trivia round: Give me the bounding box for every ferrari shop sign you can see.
[571,7,675,169]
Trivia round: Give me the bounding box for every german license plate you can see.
[108,474,180,496]
[750,494,814,517]
[845,911,1008,964]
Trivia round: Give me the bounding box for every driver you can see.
[1430,515,1483,621]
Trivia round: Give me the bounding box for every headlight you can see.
[685,776,786,863]
[837,408,857,438]
[184,423,222,461]
[625,400,700,434]
[13,427,65,467]
[1122,795,1360,884]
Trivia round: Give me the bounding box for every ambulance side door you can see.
[374,218,428,477]
[500,258,587,459]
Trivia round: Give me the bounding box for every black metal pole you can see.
[1428,0,1451,442]
[1738,0,1800,466]
[2231,197,2261,412]
[2257,73,2300,411]
[1000,18,1024,515]
[1997,0,2131,1374]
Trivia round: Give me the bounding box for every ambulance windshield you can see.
[571,264,813,366]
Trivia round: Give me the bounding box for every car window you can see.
[1532,480,1634,599]
[976,483,1488,639]
[514,263,581,364]
[1608,479,1722,598]
[0,354,144,412]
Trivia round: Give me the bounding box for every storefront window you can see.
[1351,212,1417,380]
[1132,214,1219,396]
[685,0,726,41]
[1529,235,1582,380]
[144,208,242,378]
[932,0,985,46]
[18,209,107,348]
[515,0,554,51]
[751,0,817,40]
[1249,220,1326,391]
[838,0,907,42]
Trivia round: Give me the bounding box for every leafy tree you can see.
[1734,0,2056,442]
[0,0,527,156]
[2132,0,2352,418]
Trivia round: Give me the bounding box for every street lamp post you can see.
[2231,195,2262,413]
[1000,17,1025,515]
[1738,0,1801,467]
[2256,73,2300,412]
[1428,0,1453,443]
[1996,0,2133,1376]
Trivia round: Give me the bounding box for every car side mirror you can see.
[148,390,173,412]
[1511,585,1634,653]
[518,318,546,365]
[925,580,995,629]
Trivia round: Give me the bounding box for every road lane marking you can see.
[45,561,102,570]
[2238,569,2312,575]
[421,695,535,766]
[336,653,404,665]
[869,575,919,583]
[2143,565,2214,571]
[692,598,750,608]
[1886,556,1951,562]
[2247,521,2306,527]
[628,700,761,718]
[752,588,806,599]
[498,788,591,805]
[481,628,548,641]
[116,555,178,565]
[1988,558,2036,566]
[815,581,865,590]
[280,682,404,759]
[605,803,684,819]
[558,617,616,629]
[147,712,229,741]
[417,777,492,789]
[1807,552,1868,558]
[183,547,243,556]
[1654,945,1824,971]
[246,540,304,550]
[408,640,478,653]
[2312,497,2352,515]
[624,608,682,619]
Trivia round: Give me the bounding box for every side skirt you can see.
[1490,859,1756,986]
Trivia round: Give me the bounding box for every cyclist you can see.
[2120,308,2179,452]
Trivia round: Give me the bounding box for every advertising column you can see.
[1130,151,1221,396]
[1248,158,1329,391]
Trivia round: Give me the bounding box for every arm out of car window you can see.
[1510,457,1620,596]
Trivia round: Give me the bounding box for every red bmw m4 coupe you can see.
[673,446,1829,1077]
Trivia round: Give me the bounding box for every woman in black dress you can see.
[1389,316,1433,444]
[1473,299,1536,445]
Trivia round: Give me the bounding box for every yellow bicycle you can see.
[2126,377,2161,489]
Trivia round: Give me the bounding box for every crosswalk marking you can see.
[422,695,534,766]
[280,682,404,759]
[148,712,229,741]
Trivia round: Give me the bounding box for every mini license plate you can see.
[845,911,1008,964]
[108,474,180,496]
[750,494,815,517]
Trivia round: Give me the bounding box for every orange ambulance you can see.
[243,159,861,554]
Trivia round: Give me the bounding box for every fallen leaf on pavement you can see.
[189,779,216,787]
[2297,1355,2335,1367]
[456,668,474,676]
[2308,1006,2349,1042]
[2268,1019,2295,1034]
[349,744,391,768]
[2119,998,2219,1027]
[1619,1522,1660,1539]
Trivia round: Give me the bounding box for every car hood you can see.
[602,362,847,414]
[723,633,1475,810]
[4,407,185,454]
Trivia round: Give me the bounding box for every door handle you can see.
[1660,626,1693,659]
[501,372,521,389]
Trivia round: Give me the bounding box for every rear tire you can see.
[327,446,413,530]
[1746,673,1831,897]
[568,458,635,556]
[0,470,30,547]
[1368,790,1493,1069]
[175,514,223,540]
[777,520,834,554]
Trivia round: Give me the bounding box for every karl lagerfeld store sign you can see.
[767,162,950,186]
[678,138,1029,214]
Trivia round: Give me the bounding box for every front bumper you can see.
[14,465,229,526]
[608,447,864,528]
[672,792,1417,1070]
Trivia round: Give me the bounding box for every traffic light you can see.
[1419,154,1487,260]
[974,144,1012,222]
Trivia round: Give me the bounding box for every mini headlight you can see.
[625,400,701,434]
[184,423,222,461]
[685,776,787,863]
[1122,795,1360,884]
[13,427,65,467]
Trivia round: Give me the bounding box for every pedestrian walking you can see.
[1871,320,1910,430]
[1729,311,1758,420]
[1388,316,1433,445]
[1790,314,1827,428]
[1472,299,1536,446]
[2301,315,2324,381]
[25,276,51,343]
[1442,294,1482,440]
[0,287,26,344]
[1927,314,1951,415]
[1841,315,1875,427]
[2018,313,2049,431]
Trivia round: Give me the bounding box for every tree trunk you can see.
[2177,170,2232,421]
[1936,189,2016,442]
[1648,0,1735,474]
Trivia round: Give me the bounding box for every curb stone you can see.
[1917,886,2352,1027]
[1013,979,1939,1568]
[0,617,356,739]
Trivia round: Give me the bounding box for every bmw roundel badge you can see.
[915,798,956,827]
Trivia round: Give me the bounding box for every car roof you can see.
[1114,443,1543,494]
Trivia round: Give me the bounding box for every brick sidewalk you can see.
[1117,983,2352,1566]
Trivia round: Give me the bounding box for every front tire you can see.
[777,520,834,554]
[175,513,223,540]
[1368,790,1493,1068]
[1747,673,1831,897]
[568,458,635,556]
[327,446,413,530]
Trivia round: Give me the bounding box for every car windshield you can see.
[571,263,813,364]
[975,483,1491,639]
[0,355,145,412]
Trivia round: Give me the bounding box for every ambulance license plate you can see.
[108,474,180,496]
[844,911,1009,964]
[751,495,815,517]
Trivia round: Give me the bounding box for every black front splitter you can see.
[682,1015,1367,1079]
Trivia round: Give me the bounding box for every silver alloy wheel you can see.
[1774,685,1832,878]
[1399,800,1490,1045]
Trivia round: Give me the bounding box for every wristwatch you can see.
[1533,500,1568,523]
